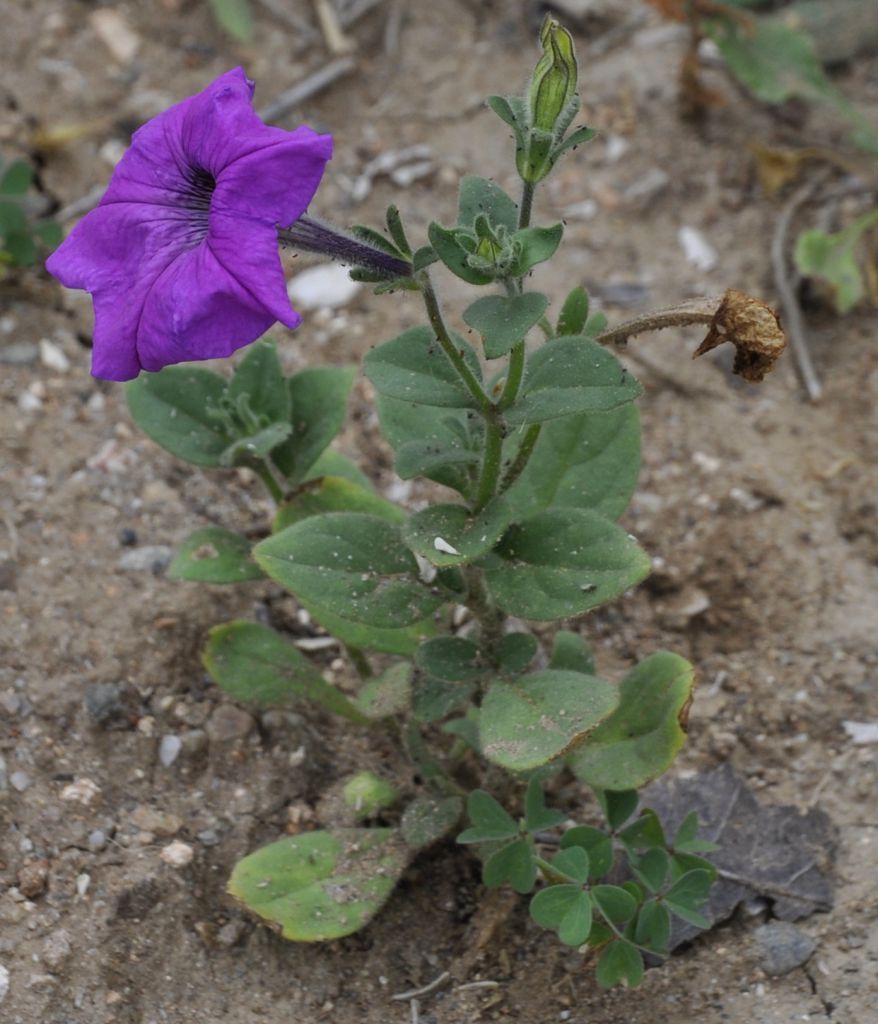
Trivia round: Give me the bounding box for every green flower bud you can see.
[529,16,578,133]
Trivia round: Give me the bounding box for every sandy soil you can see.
[1,2,877,1023]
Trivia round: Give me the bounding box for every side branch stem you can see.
[593,296,724,347]
[499,423,541,493]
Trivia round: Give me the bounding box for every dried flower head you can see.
[693,289,786,382]
[46,68,332,381]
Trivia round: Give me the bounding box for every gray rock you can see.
[10,771,31,792]
[753,922,817,975]
[87,829,107,852]
[180,729,208,757]
[158,734,182,767]
[206,704,255,744]
[83,682,135,727]
[0,342,38,365]
[117,545,173,574]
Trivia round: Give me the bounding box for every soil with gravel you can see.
[1,2,877,1023]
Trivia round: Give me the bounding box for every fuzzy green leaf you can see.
[168,527,263,584]
[560,826,614,878]
[427,222,495,285]
[457,175,519,233]
[508,223,563,277]
[401,795,463,849]
[354,662,412,720]
[458,789,518,843]
[463,292,549,359]
[403,498,514,568]
[415,637,482,683]
[524,777,566,833]
[229,339,290,425]
[274,476,404,532]
[496,632,539,674]
[483,838,536,893]
[596,939,643,989]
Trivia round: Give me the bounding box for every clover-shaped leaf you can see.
[483,838,537,894]
[524,777,566,833]
[530,884,592,946]
[457,790,518,844]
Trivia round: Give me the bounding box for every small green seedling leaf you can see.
[457,174,519,233]
[354,662,412,720]
[794,209,878,315]
[556,285,589,335]
[524,777,566,833]
[0,160,33,195]
[274,475,405,532]
[508,223,564,277]
[483,838,536,894]
[531,885,592,946]
[427,222,495,285]
[673,811,719,854]
[591,884,638,927]
[632,848,670,893]
[343,772,397,818]
[220,421,292,467]
[549,631,595,675]
[663,869,713,928]
[168,527,263,584]
[401,795,463,849]
[412,672,474,723]
[496,632,539,674]
[635,901,671,953]
[415,637,482,682]
[560,826,614,879]
[229,339,290,425]
[228,828,407,941]
[618,809,666,851]
[598,790,639,831]
[480,669,618,771]
[202,621,365,722]
[463,292,549,359]
[458,789,518,843]
[596,939,643,989]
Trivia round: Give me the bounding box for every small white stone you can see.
[60,778,101,807]
[89,9,140,63]
[287,264,361,311]
[158,734,182,767]
[678,225,718,272]
[38,338,70,372]
[160,840,194,868]
[0,964,9,1003]
[842,721,878,745]
[75,873,90,897]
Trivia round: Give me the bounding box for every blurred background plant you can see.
[0,155,61,276]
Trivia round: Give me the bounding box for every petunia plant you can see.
[48,20,785,988]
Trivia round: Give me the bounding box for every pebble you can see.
[38,338,70,373]
[89,8,140,62]
[17,860,49,899]
[158,734,182,767]
[0,754,6,790]
[117,527,138,547]
[753,922,816,976]
[129,805,181,837]
[842,721,878,745]
[196,828,220,847]
[287,263,361,311]
[87,829,108,852]
[117,545,173,574]
[206,704,255,744]
[10,771,31,792]
[83,682,127,726]
[180,729,208,757]
[41,929,71,971]
[159,840,194,868]
[216,920,246,947]
[0,963,8,1002]
[678,225,718,272]
[0,342,38,366]
[60,778,101,808]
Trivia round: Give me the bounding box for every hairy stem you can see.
[593,296,724,347]
[499,422,541,493]
[252,460,286,504]
[462,565,505,662]
[535,855,572,886]
[498,342,526,411]
[474,415,504,511]
[518,179,535,230]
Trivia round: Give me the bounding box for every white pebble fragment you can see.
[89,9,141,63]
[287,264,361,311]
[0,963,9,1004]
[38,338,70,372]
[433,537,460,556]
[158,734,182,767]
[842,721,878,745]
[160,840,194,868]
[75,873,90,898]
[60,778,101,807]
[678,225,718,272]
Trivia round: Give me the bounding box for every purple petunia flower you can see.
[46,68,332,381]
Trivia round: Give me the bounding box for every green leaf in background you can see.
[168,527,263,584]
[376,394,477,494]
[482,508,650,621]
[597,789,639,831]
[401,795,463,849]
[412,671,474,722]
[228,828,407,941]
[126,367,231,466]
[794,209,878,314]
[530,884,592,946]
[296,600,434,658]
[458,789,518,844]
[414,637,483,682]
[595,938,643,989]
[556,285,589,336]
[202,620,365,722]
[229,339,290,425]
[427,222,495,285]
[505,336,641,426]
[672,811,719,854]
[570,652,696,791]
[560,825,614,878]
[402,498,514,568]
[505,404,641,521]
[220,421,292,467]
[303,449,372,489]
[272,366,356,483]
[208,0,253,41]
[631,848,670,893]
[457,174,519,233]
[483,838,537,893]
[480,669,619,771]
[274,476,405,532]
[353,662,412,720]
[524,777,566,832]
[0,199,27,238]
[254,512,446,628]
[33,219,63,249]
[463,292,549,359]
[496,632,539,674]
[508,223,564,277]
[549,630,596,676]
[0,160,33,196]
[4,231,36,266]
[364,325,482,408]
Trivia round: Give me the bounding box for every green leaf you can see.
[457,175,519,233]
[597,790,639,830]
[227,827,407,941]
[376,395,477,494]
[4,231,36,266]
[343,772,397,818]
[442,711,480,752]
[354,662,412,719]
[385,204,412,258]
[505,336,641,426]
[413,672,474,722]
[549,631,595,676]
[552,125,598,161]
[524,777,566,833]
[274,476,405,532]
[0,160,33,196]
[401,795,462,849]
[364,325,482,408]
[254,512,446,628]
[570,652,696,790]
[463,292,549,359]
[531,885,592,946]
[351,223,404,258]
[412,245,438,272]
[458,789,518,843]
[557,286,589,336]
[415,637,482,683]
[505,404,640,521]
[272,366,356,483]
[294,600,434,657]
[33,219,63,248]
[508,223,563,277]
[220,421,292,467]
[591,884,638,927]
[427,222,495,285]
[486,95,524,136]
[0,199,26,237]
[550,846,590,884]
[483,838,536,894]
[127,367,231,466]
[403,498,513,568]
[303,449,371,489]
[595,939,643,989]
[794,210,878,315]
[202,620,365,722]
[560,826,614,878]
[482,508,650,621]
[635,901,670,953]
[618,809,666,851]
[664,869,712,928]
[480,669,618,771]
[558,890,592,946]
[632,848,670,893]
[168,527,263,584]
[208,0,252,41]
[496,632,538,674]
[229,339,290,425]
[673,811,718,854]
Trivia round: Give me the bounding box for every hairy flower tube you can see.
[46,68,332,380]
